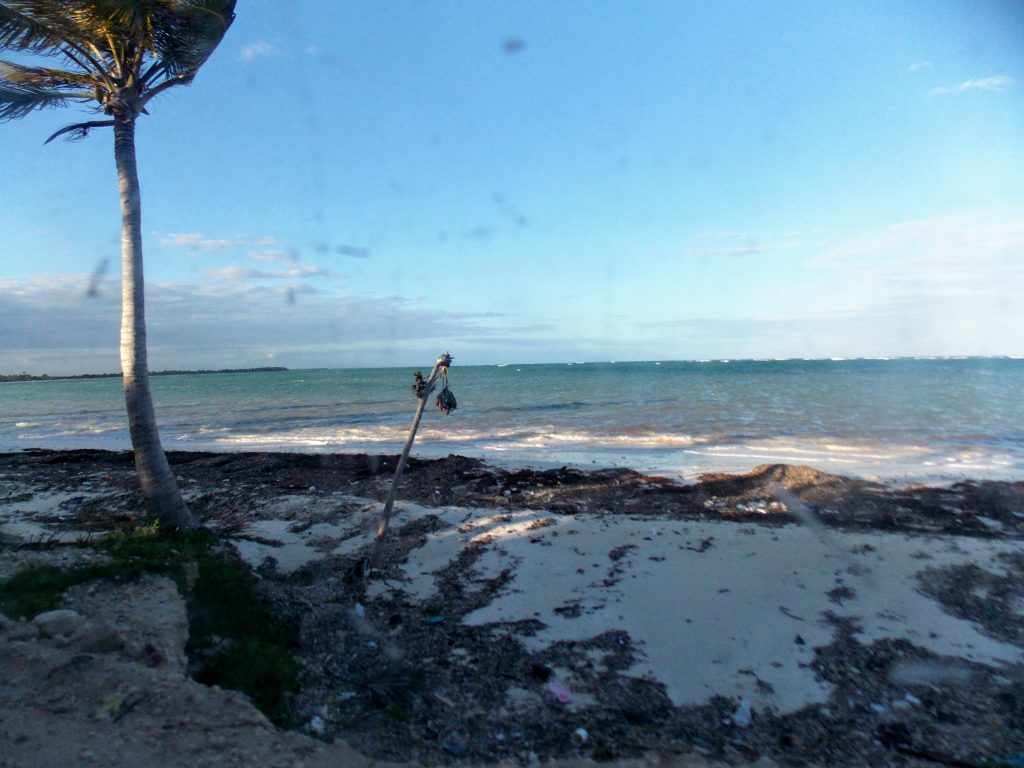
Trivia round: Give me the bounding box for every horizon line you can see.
[5,354,1023,381]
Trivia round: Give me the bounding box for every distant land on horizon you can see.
[0,367,289,383]
[3,356,1022,383]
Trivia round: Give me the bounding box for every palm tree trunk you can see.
[114,118,197,530]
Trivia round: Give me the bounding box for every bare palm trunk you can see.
[115,118,197,530]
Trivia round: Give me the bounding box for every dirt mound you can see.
[0,567,383,768]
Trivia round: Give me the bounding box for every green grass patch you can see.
[0,523,299,727]
[195,637,299,726]
[0,563,127,618]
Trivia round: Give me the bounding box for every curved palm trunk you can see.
[115,118,197,530]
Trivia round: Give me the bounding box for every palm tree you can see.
[0,1,236,529]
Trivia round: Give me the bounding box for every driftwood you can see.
[367,352,454,569]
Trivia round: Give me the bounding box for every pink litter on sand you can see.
[547,682,572,703]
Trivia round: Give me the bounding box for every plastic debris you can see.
[572,727,589,745]
[308,715,326,734]
[354,602,365,617]
[547,681,572,704]
[732,698,752,727]
[426,614,446,624]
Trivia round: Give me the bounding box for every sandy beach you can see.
[2,449,1023,767]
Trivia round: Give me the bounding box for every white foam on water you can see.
[5,360,1023,484]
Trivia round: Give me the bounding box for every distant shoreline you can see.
[3,357,1021,383]
[0,367,288,383]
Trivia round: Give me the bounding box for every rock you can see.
[64,574,188,674]
[3,617,39,642]
[74,621,126,653]
[34,609,85,639]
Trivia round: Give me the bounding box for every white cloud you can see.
[930,74,1014,95]
[960,75,1014,91]
[638,216,1024,360]
[816,216,1024,316]
[907,61,931,72]
[159,233,277,250]
[820,215,1024,263]
[6,215,1022,373]
[629,297,1022,360]
[240,40,274,61]
[695,230,756,240]
[0,277,538,374]
[685,231,802,257]
[200,264,329,280]
[249,249,298,264]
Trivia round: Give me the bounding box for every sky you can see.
[2,0,1023,374]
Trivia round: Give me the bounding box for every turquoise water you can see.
[2,358,1023,483]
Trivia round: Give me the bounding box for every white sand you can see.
[375,506,1024,714]
[0,490,98,542]
[229,493,372,573]
[232,519,351,573]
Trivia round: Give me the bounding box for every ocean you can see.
[3,358,1023,484]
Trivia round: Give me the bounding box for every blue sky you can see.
[2,0,1023,374]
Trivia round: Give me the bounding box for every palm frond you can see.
[150,0,235,78]
[0,2,77,53]
[1,0,235,124]
[0,58,99,89]
[1,3,118,88]
[44,116,112,142]
[0,78,68,119]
